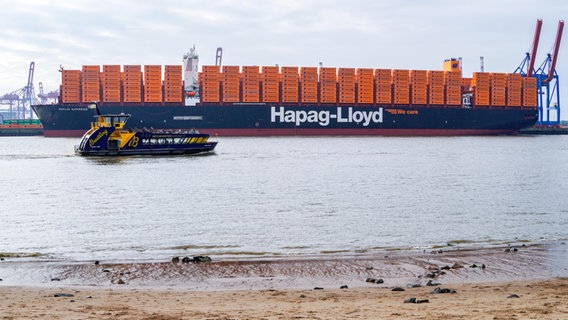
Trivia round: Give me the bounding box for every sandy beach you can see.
[1,243,567,319]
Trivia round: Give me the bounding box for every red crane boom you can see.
[544,20,564,83]
[527,19,542,77]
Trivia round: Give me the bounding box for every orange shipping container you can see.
[281,67,299,103]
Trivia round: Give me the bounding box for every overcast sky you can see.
[1,0,566,118]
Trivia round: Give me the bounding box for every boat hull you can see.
[75,143,217,156]
[32,104,538,137]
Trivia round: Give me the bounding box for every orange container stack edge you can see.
[320,67,337,104]
[261,66,280,103]
[375,69,392,104]
[357,68,374,104]
[338,68,355,104]
[281,67,299,103]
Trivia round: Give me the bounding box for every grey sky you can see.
[0,0,566,118]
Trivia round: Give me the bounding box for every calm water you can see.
[1,135,567,262]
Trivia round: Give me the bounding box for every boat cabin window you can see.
[103,116,129,127]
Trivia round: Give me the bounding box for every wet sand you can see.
[1,242,567,319]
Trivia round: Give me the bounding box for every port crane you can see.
[515,19,564,126]
[37,82,59,104]
[0,62,39,119]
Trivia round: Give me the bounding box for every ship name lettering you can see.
[272,107,330,126]
[337,108,383,126]
[271,107,382,127]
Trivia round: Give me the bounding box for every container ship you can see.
[32,48,538,137]
[0,118,43,136]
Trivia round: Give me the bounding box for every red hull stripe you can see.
[44,128,518,137]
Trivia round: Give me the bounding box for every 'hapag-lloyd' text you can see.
[271,107,383,127]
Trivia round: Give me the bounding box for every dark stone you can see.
[392,287,405,291]
[313,287,324,290]
[440,271,446,275]
[407,283,421,288]
[426,280,441,286]
[300,294,306,298]
[117,279,125,285]
[437,249,443,254]
[441,265,451,270]
[103,269,111,273]
[404,297,416,303]
[481,264,486,269]
[451,262,464,269]
[366,278,383,284]
[470,264,477,268]
[431,287,456,294]
[366,266,374,270]
[51,278,61,281]
[70,300,75,302]
[425,273,437,278]
[193,256,212,263]
[171,257,180,263]
[86,296,92,299]
[513,247,518,252]
[94,260,99,265]
[416,299,429,303]
[54,293,74,297]
[0,279,3,281]
[505,248,511,252]
[340,285,348,289]
[507,294,520,298]
[181,257,192,263]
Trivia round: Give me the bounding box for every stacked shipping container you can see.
[242,66,260,103]
[201,65,220,103]
[507,73,522,107]
[81,65,100,103]
[262,66,280,103]
[319,67,337,104]
[357,69,374,104]
[375,69,392,104]
[123,65,142,103]
[222,66,240,103]
[57,63,538,109]
[428,70,445,105]
[101,65,121,103]
[144,65,162,103]
[164,65,183,103]
[522,77,538,108]
[338,68,355,104]
[491,73,507,107]
[410,70,427,105]
[445,71,462,106]
[301,67,318,103]
[282,67,299,103]
[392,69,410,105]
[473,72,491,106]
[61,70,81,103]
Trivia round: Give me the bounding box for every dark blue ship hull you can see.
[32,103,538,137]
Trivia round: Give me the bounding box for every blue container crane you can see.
[515,20,563,126]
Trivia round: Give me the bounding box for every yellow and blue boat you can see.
[75,113,217,156]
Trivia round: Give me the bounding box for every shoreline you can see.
[1,242,567,290]
[1,243,567,319]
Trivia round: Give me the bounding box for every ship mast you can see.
[183,46,200,106]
